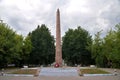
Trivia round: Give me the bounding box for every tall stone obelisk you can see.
[55,9,62,67]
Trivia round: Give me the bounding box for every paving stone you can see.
[39,67,78,76]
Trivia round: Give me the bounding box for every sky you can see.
[0,0,120,37]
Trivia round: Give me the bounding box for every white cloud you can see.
[0,0,120,37]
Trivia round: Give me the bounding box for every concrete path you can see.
[0,76,120,80]
[39,67,78,76]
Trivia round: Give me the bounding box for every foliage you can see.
[0,23,32,68]
[91,23,120,68]
[29,24,55,65]
[1,20,120,68]
[62,26,92,66]
[0,23,17,67]
[91,31,106,67]
[103,24,120,68]
[22,35,32,65]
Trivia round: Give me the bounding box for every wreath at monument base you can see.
[54,63,59,68]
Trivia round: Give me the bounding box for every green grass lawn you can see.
[11,69,37,75]
[80,68,109,74]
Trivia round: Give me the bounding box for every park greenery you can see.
[0,23,32,68]
[62,27,92,66]
[0,22,120,68]
[29,24,55,65]
[91,24,120,68]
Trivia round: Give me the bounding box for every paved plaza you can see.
[0,68,120,80]
[0,75,120,80]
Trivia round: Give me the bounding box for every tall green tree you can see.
[0,23,24,67]
[103,30,116,67]
[21,35,32,65]
[29,24,55,65]
[92,23,120,68]
[13,35,32,67]
[0,22,32,68]
[62,26,92,66]
[0,23,16,67]
[11,34,24,67]
[113,24,120,67]
[103,24,120,68]
[91,31,107,67]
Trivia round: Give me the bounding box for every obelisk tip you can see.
[57,8,60,12]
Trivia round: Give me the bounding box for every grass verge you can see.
[11,69,37,75]
[80,68,109,74]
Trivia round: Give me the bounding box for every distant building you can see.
[0,19,3,23]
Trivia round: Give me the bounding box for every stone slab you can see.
[4,74,34,77]
[39,67,78,76]
[83,74,114,76]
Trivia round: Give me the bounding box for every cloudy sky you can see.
[0,0,120,37]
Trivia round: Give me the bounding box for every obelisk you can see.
[55,9,62,67]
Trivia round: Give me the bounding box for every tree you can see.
[92,23,120,68]
[0,22,32,68]
[0,23,24,67]
[13,35,32,67]
[113,24,120,68]
[0,23,15,67]
[21,35,32,65]
[91,31,107,67]
[11,34,24,67]
[103,24,120,68]
[62,26,92,66]
[29,24,55,65]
